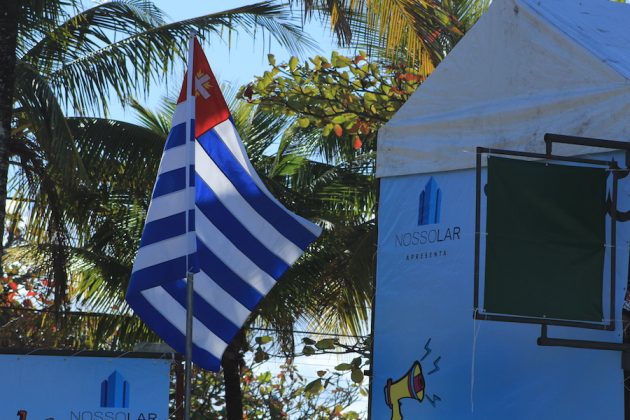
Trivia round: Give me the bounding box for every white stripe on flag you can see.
[195,142,305,264]
[157,143,187,174]
[132,232,192,272]
[213,120,255,179]
[141,286,228,359]
[213,120,322,237]
[171,99,193,126]
[195,208,277,294]
[145,189,188,224]
[185,273,251,327]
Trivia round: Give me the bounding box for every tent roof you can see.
[376,0,630,178]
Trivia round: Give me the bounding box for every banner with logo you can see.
[0,354,170,420]
[370,154,628,419]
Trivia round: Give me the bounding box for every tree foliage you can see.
[288,0,489,73]
[182,357,363,419]
[244,52,423,161]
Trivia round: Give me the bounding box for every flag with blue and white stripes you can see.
[126,39,322,371]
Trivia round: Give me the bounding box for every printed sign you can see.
[371,155,628,419]
[0,355,170,420]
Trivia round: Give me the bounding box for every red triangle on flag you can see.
[176,38,231,137]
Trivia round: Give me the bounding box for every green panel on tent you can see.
[484,157,607,322]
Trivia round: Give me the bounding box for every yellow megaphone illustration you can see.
[384,360,425,420]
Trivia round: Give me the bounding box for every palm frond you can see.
[13,60,86,185]
[129,97,175,137]
[16,0,74,58]
[23,1,316,114]
[293,0,489,71]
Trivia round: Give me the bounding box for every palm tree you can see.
[9,93,374,417]
[5,0,315,306]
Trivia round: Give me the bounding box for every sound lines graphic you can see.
[428,356,441,375]
[421,338,432,361]
[426,394,442,407]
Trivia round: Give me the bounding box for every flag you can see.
[125,38,322,371]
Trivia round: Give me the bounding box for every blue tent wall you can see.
[370,153,628,419]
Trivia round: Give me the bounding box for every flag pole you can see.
[184,33,196,420]
[184,272,194,420]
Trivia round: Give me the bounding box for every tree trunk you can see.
[222,331,246,420]
[0,1,19,275]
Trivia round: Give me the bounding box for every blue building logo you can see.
[418,177,442,225]
[101,371,130,408]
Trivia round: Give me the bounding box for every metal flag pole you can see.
[184,272,194,420]
[184,33,196,420]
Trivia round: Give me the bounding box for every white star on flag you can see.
[195,73,211,99]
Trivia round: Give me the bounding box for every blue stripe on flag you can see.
[127,257,186,295]
[189,165,195,187]
[195,174,290,278]
[188,209,195,231]
[140,212,186,247]
[196,240,265,310]
[161,279,239,343]
[164,123,186,150]
[125,292,221,370]
[153,167,186,198]
[197,129,317,249]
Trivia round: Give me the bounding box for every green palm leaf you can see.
[21,1,316,114]
[292,0,489,71]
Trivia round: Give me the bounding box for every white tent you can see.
[371,0,630,418]
[377,0,630,177]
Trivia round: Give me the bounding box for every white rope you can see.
[470,307,482,413]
